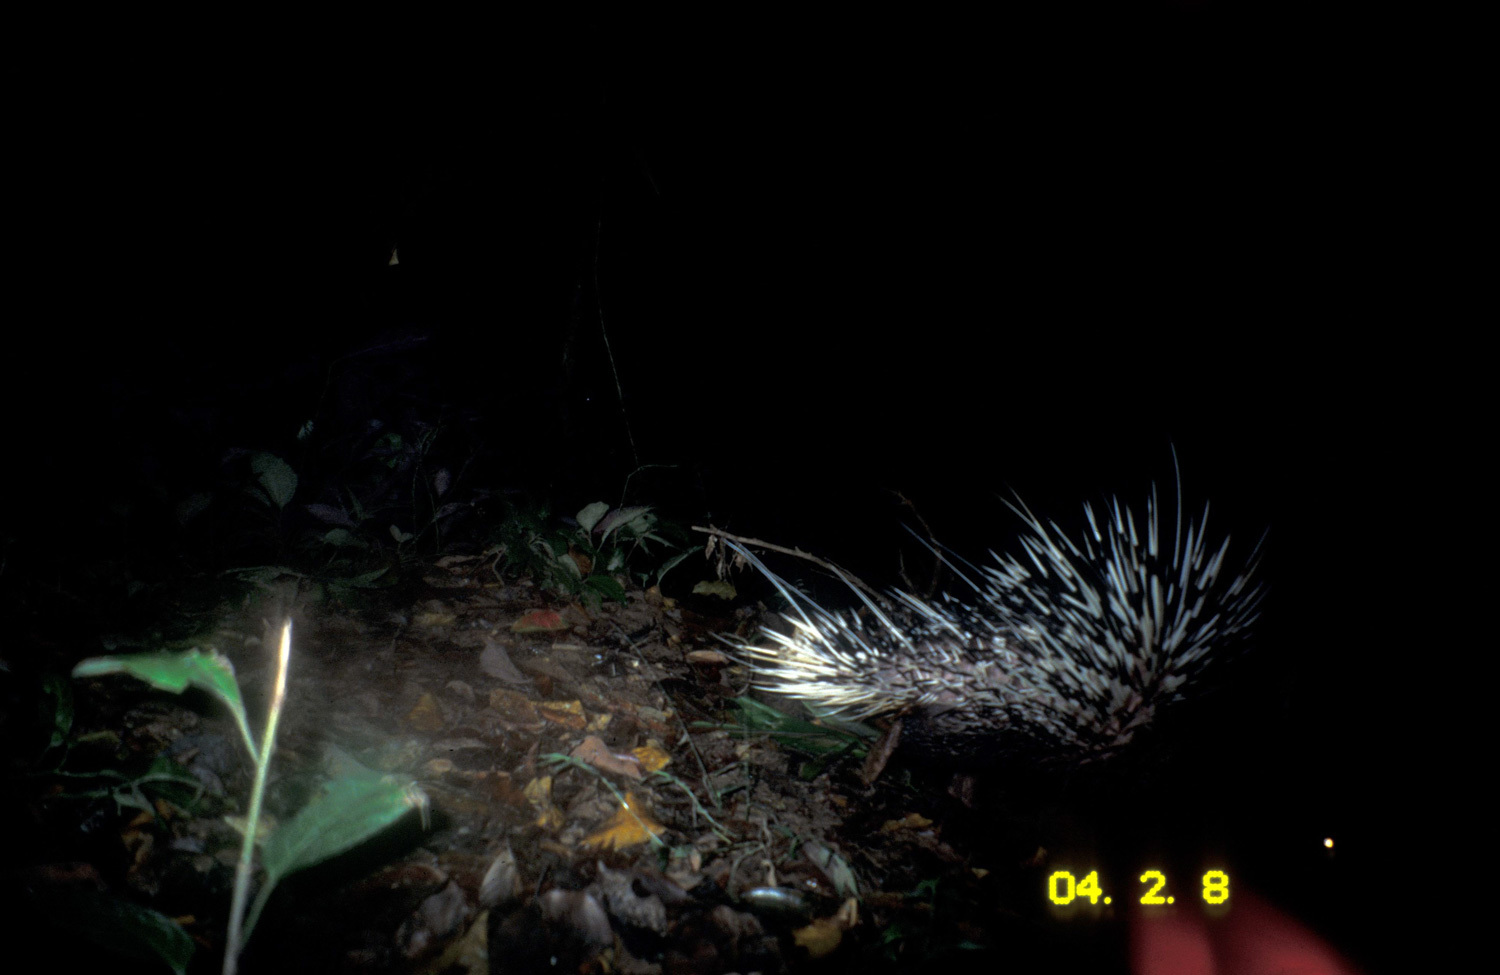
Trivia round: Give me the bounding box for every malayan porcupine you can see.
[724,479,1265,767]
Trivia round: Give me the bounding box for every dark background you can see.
[8,8,1407,551]
[5,7,1441,965]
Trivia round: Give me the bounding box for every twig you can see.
[689,525,886,605]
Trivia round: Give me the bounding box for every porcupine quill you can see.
[720,475,1265,772]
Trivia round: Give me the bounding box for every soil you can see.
[2,561,1140,975]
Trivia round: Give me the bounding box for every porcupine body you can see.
[728,484,1265,766]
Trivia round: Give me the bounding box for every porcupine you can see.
[724,479,1265,767]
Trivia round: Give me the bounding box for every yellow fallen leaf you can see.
[631,742,671,774]
[538,699,587,730]
[880,812,933,833]
[792,917,844,958]
[522,776,565,831]
[407,693,446,732]
[580,793,664,851]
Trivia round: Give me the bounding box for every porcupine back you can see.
[728,483,1266,766]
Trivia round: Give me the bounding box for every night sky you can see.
[7,9,1428,953]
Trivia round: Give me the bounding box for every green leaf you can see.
[597,505,654,542]
[319,527,360,549]
[46,888,195,975]
[250,452,298,510]
[691,578,737,600]
[727,697,873,768]
[347,487,368,523]
[656,550,697,587]
[135,753,207,809]
[331,567,393,590]
[39,672,74,756]
[576,501,610,533]
[73,649,257,763]
[175,491,213,526]
[548,549,584,581]
[583,574,627,604]
[260,770,427,882]
[243,767,427,941]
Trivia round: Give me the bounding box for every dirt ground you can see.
[6,560,1138,975]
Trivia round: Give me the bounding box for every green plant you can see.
[488,500,694,605]
[72,622,428,974]
[29,671,210,816]
[716,697,874,779]
[182,421,480,580]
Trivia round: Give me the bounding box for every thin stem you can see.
[223,619,292,975]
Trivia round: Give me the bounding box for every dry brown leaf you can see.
[570,735,643,780]
[487,688,542,727]
[512,609,568,633]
